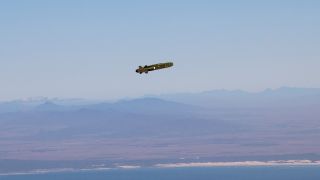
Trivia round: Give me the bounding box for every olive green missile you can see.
[136,62,173,74]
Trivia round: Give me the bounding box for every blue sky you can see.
[0,0,319,100]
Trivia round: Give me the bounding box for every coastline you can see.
[155,160,320,168]
[1,160,320,176]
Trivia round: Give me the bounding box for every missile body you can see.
[136,62,173,74]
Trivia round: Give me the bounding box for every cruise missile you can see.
[136,62,173,74]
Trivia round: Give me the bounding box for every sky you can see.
[0,0,319,101]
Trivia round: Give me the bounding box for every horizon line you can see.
[1,86,320,103]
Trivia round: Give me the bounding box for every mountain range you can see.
[0,87,319,173]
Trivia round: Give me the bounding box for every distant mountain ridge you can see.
[0,87,319,169]
[155,87,320,108]
[1,87,320,113]
[0,97,198,114]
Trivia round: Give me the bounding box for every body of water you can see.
[0,166,319,180]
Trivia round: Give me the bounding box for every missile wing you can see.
[136,62,173,74]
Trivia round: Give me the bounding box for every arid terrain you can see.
[1,88,320,173]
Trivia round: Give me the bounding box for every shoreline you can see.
[155,160,320,168]
[1,160,320,176]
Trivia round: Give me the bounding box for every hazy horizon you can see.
[1,86,319,102]
[1,86,319,173]
[1,1,319,178]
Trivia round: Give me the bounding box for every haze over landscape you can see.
[1,87,320,173]
[0,0,320,177]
